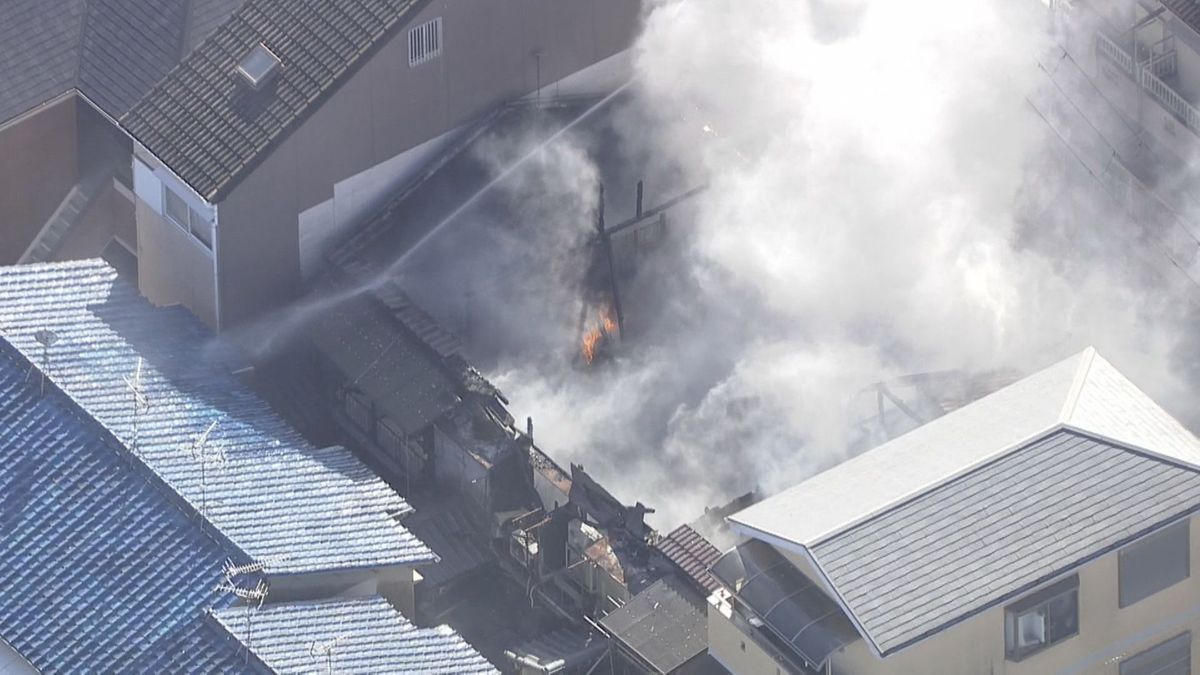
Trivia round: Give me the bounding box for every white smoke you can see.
[474,0,1200,526]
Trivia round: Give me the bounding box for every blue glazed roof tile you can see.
[0,329,247,673]
[210,596,498,674]
[0,260,433,574]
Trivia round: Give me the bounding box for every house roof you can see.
[0,335,246,673]
[730,347,1200,547]
[729,348,1200,656]
[656,524,723,595]
[308,290,461,436]
[209,596,497,673]
[121,0,422,202]
[504,626,608,674]
[812,429,1200,655]
[0,260,434,574]
[0,0,245,127]
[600,575,709,674]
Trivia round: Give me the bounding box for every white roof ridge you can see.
[1058,345,1096,424]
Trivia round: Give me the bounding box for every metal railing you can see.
[1097,31,1200,135]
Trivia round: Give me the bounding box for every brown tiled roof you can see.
[656,524,722,595]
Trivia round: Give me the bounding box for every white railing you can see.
[1096,31,1200,135]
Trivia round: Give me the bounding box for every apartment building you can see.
[122,0,641,330]
[709,348,1200,675]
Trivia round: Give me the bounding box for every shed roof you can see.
[0,0,244,126]
[0,336,245,673]
[209,595,497,673]
[307,291,460,436]
[121,0,421,202]
[0,260,434,574]
[600,575,709,674]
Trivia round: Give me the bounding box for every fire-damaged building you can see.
[241,96,725,672]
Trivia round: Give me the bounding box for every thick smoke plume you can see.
[478,0,1200,527]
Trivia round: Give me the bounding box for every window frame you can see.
[1004,574,1080,662]
[161,183,214,251]
[1119,519,1191,609]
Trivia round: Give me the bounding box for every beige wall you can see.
[136,198,217,326]
[713,516,1200,675]
[214,0,642,328]
[0,95,78,263]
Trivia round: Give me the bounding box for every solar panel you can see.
[712,540,859,668]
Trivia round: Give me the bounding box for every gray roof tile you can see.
[122,0,421,201]
[810,429,1200,654]
[0,0,244,126]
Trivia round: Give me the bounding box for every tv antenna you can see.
[189,420,225,528]
[215,575,270,665]
[308,635,347,675]
[31,329,58,396]
[122,358,151,461]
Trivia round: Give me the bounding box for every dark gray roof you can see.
[404,501,494,588]
[308,291,461,436]
[505,626,608,673]
[0,0,244,126]
[122,0,421,201]
[811,429,1200,655]
[601,575,709,674]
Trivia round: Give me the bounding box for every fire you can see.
[581,304,619,364]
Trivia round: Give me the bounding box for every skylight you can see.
[236,43,281,89]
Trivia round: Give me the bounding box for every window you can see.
[236,43,281,89]
[1121,633,1191,675]
[1005,575,1079,661]
[161,184,214,250]
[408,17,442,67]
[1120,520,1190,608]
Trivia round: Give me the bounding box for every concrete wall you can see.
[0,95,78,263]
[712,516,1200,675]
[214,0,642,328]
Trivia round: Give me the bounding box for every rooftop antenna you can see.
[216,574,270,665]
[189,420,225,528]
[308,635,346,675]
[32,329,58,396]
[122,358,151,461]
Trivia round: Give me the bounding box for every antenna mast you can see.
[309,635,346,675]
[122,358,151,461]
[189,420,224,528]
[32,329,58,396]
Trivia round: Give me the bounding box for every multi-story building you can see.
[709,348,1200,675]
[121,0,641,330]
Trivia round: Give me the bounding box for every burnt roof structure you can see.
[0,0,245,126]
[656,524,723,596]
[122,0,423,201]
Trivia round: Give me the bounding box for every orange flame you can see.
[581,304,619,364]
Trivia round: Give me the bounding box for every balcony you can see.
[1096,31,1200,135]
